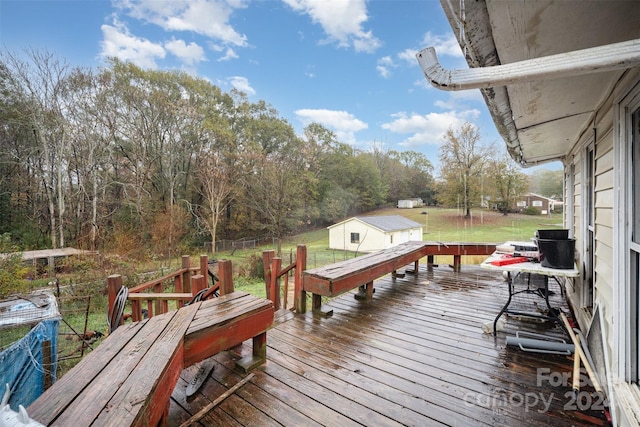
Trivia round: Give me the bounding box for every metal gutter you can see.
[416,38,640,91]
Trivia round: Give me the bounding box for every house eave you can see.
[432,0,640,167]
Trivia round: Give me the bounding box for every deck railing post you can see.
[200,254,208,279]
[263,250,275,299]
[107,274,126,325]
[181,255,191,296]
[270,257,282,311]
[218,259,234,295]
[295,245,307,313]
[191,274,207,298]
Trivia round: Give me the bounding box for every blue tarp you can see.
[0,319,59,411]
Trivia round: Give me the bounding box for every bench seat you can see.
[28,303,198,426]
[27,292,274,426]
[300,241,496,314]
[184,291,274,372]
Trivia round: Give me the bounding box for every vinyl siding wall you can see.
[564,70,640,425]
[565,93,615,357]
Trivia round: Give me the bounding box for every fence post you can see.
[270,257,282,311]
[218,259,234,295]
[295,245,307,313]
[263,250,275,299]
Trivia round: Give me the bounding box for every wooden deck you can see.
[168,265,611,426]
[28,292,273,426]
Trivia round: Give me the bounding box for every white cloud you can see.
[294,108,368,144]
[397,32,461,68]
[218,47,239,62]
[228,76,255,95]
[420,31,463,57]
[397,48,418,64]
[114,0,249,47]
[376,56,396,78]
[413,78,432,91]
[382,109,480,148]
[100,20,166,69]
[434,90,484,110]
[165,39,205,65]
[283,0,380,53]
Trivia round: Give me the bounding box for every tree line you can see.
[1,50,554,259]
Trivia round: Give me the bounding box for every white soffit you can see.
[517,113,592,164]
[484,0,640,165]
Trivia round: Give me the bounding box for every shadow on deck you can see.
[168,265,611,426]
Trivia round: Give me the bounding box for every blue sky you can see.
[0,0,560,173]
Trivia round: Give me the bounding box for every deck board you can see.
[169,265,611,426]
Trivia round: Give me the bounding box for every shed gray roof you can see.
[355,215,422,232]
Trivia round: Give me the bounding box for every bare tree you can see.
[486,151,529,214]
[439,122,492,217]
[191,149,236,259]
[1,49,73,248]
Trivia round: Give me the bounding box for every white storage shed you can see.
[328,215,423,253]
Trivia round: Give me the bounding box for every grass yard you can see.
[5,206,564,377]
[269,206,564,268]
[397,206,562,243]
[274,206,563,253]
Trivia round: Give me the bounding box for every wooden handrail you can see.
[107,255,235,324]
[129,268,190,293]
[263,245,307,311]
[127,293,193,300]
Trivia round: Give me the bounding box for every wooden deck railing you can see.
[264,242,497,314]
[107,255,236,329]
[262,245,307,312]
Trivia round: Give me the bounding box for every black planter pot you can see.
[537,238,576,269]
[535,229,569,240]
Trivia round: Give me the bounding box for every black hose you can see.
[108,286,128,333]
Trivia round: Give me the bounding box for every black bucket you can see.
[537,238,576,269]
[536,229,569,240]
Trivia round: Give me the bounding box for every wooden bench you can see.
[184,291,274,372]
[300,241,496,315]
[27,292,274,426]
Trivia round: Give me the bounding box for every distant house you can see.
[328,215,423,253]
[515,193,558,214]
[397,198,424,209]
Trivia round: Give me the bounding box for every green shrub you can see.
[242,253,265,279]
[522,206,542,215]
[0,233,29,298]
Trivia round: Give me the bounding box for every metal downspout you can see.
[416,38,640,91]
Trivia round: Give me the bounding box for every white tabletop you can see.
[480,251,580,278]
